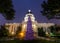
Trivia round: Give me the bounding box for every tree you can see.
[49,26,56,33]
[16,26,22,35]
[49,25,60,38]
[0,0,15,20]
[55,26,60,38]
[38,27,45,37]
[49,25,60,33]
[0,25,8,37]
[41,0,60,19]
[15,26,22,39]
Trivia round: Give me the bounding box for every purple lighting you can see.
[24,16,35,40]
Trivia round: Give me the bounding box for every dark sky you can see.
[0,0,60,25]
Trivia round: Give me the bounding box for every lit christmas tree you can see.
[24,16,34,40]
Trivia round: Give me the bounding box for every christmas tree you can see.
[24,16,34,40]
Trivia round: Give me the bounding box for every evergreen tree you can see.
[41,0,60,19]
[0,0,15,20]
[38,27,45,37]
[0,25,8,37]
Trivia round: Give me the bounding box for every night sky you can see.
[0,0,60,25]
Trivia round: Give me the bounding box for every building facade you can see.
[5,10,55,37]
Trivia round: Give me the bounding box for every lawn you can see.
[0,39,60,43]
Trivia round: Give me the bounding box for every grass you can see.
[0,39,60,43]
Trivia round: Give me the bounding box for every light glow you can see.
[11,32,14,35]
[19,32,25,38]
[32,24,36,27]
[28,10,31,12]
[23,24,26,28]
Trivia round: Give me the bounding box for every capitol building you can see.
[5,10,55,38]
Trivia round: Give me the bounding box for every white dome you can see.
[24,10,35,22]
